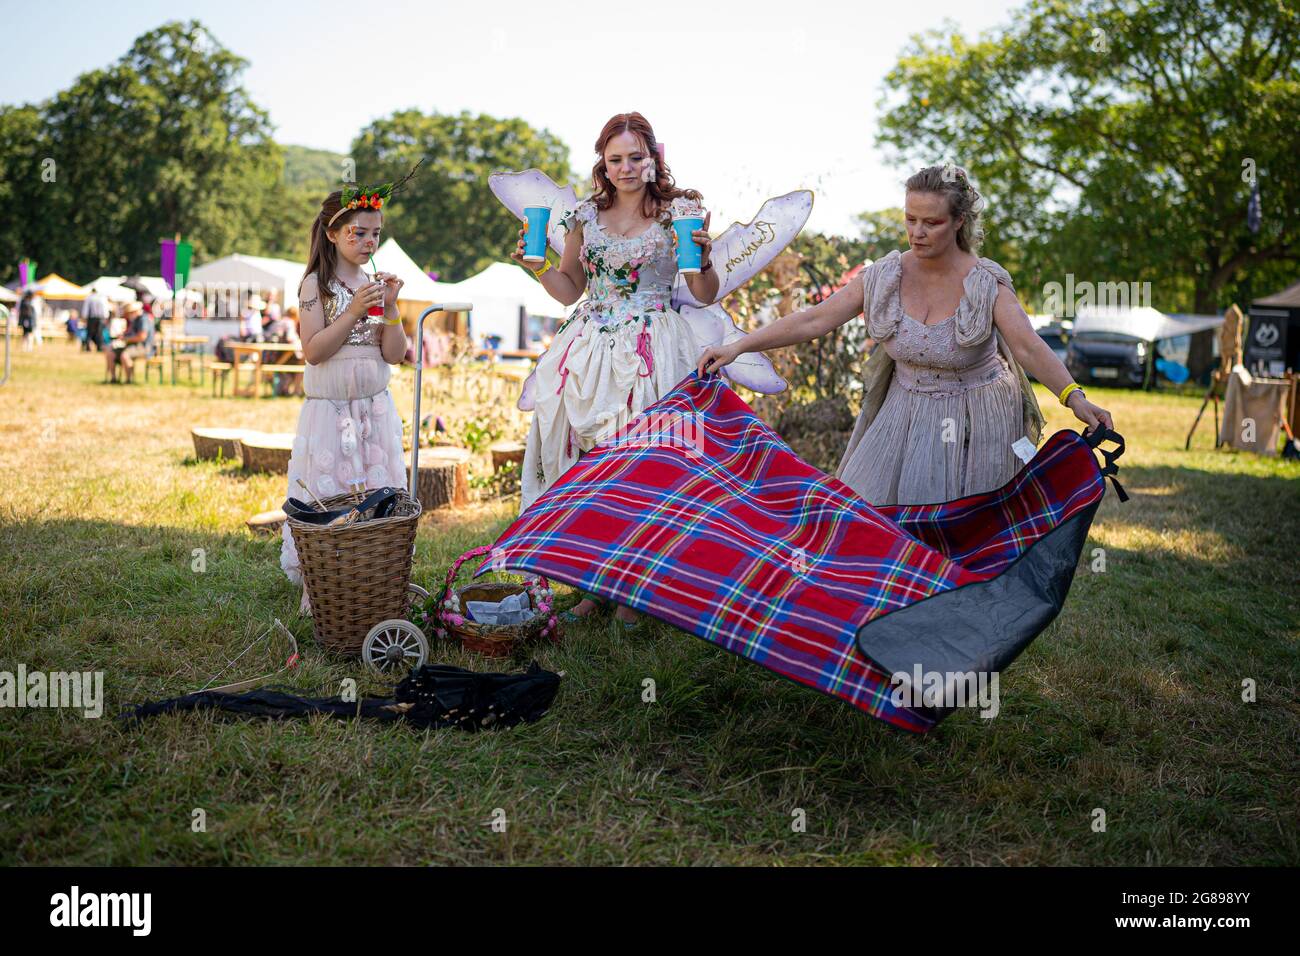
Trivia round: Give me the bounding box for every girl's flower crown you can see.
[327,157,426,227]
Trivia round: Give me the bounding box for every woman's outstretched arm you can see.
[696,275,864,376]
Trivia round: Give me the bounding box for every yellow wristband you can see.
[1059,382,1083,406]
[531,260,551,278]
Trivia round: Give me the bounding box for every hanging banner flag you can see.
[1247,181,1262,235]
[160,239,193,291]
[17,258,36,289]
[175,240,193,290]
[160,239,175,290]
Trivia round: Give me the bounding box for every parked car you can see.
[1066,332,1149,388]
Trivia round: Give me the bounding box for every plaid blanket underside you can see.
[478,374,1104,732]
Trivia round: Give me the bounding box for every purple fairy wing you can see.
[681,303,787,394]
[677,303,729,350]
[488,169,579,257]
[671,189,814,309]
[517,366,539,411]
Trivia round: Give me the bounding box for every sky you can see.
[1,0,1021,238]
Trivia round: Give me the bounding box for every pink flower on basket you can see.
[629,270,639,282]
[447,613,465,627]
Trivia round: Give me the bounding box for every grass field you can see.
[1,341,1297,865]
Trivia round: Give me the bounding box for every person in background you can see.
[82,288,108,352]
[105,302,129,382]
[265,289,282,324]
[117,300,155,384]
[62,308,81,343]
[240,294,267,341]
[264,305,304,396]
[18,291,36,352]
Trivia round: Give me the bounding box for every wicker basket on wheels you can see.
[288,488,422,654]
[428,544,561,658]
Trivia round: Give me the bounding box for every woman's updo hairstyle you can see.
[905,163,986,253]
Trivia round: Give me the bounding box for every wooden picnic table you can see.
[475,348,542,362]
[161,334,209,386]
[226,342,302,398]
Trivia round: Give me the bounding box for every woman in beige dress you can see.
[698,164,1115,506]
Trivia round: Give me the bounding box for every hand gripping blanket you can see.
[477,374,1126,732]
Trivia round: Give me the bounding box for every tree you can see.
[877,0,1300,377]
[4,20,281,282]
[349,111,573,281]
[853,208,910,262]
[0,105,47,282]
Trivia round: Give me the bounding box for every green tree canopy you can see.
[348,110,573,281]
[4,20,281,283]
[876,0,1300,373]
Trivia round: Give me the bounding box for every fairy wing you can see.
[490,168,579,411]
[517,366,539,411]
[679,303,787,395]
[488,169,579,257]
[671,189,814,310]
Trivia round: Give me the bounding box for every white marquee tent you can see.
[87,276,143,303]
[1073,306,1224,342]
[370,238,459,304]
[441,262,568,349]
[188,254,308,310]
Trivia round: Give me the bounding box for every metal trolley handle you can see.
[408,303,474,496]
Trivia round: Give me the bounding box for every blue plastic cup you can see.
[522,206,551,264]
[672,215,705,273]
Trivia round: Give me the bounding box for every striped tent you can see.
[478,374,1124,732]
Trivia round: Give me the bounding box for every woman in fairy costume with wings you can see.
[493,111,808,630]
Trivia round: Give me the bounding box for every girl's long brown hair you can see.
[299,191,380,306]
[589,112,701,223]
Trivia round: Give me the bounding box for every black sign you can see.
[1245,308,1290,375]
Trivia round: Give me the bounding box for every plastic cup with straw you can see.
[367,253,385,317]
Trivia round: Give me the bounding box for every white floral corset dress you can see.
[519,198,703,512]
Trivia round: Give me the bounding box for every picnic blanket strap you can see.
[1083,426,1129,502]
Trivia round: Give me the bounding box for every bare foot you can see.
[613,605,639,624]
[568,598,600,618]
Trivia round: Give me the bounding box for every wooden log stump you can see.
[246,508,287,535]
[239,432,296,474]
[489,440,526,472]
[192,427,251,462]
[415,446,472,512]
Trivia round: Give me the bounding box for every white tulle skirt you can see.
[280,345,407,584]
[519,307,700,513]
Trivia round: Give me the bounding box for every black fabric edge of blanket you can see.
[854,496,1101,725]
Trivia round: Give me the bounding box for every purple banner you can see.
[160,240,177,291]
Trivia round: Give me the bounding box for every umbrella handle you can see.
[409,302,474,497]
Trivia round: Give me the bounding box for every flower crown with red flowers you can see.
[327,157,426,228]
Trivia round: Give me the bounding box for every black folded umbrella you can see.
[124,662,561,731]
[121,276,151,298]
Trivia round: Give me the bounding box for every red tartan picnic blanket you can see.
[477,373,1125,732]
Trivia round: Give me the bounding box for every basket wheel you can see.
[361,619,429,674]
[408,582,430,603]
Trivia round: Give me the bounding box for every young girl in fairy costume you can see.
[281,166,421,613]
[509,112,716,631]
